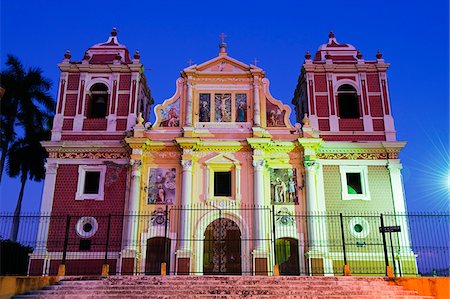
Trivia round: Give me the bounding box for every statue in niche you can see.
[274,177,287,203]
[235,94,247,122]
[200,100,210,122]
[270,168,297,204]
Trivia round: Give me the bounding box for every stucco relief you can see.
[317,152,388,160]
[48,151,128,159]
[147,168,176,205]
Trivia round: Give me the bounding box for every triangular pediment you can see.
[185,55,252,74]
[205,153,240,165]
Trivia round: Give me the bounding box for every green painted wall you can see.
[322,165,395,213]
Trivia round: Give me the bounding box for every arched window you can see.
[337,84,360,118]
[88,83,108,118]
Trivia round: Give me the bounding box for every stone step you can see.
[12,276,434,299]
[43,285,416,294]
[13,295,434,299]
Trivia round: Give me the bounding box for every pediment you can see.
[205,153,240,165]
[186,56,251,74]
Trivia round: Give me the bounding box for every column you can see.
[178,159,193,251]
[121,159,141,274]
[304,161,320,249]
[252,159,266,250]
[252,158,269,275]
[186,81,193,127]
[176,159,193,274]
[30,160,58,275]
[253,77,261,127]
[125,159,142,249]
[387,163,413,252]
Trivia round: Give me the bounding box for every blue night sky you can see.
[1,0,448,213]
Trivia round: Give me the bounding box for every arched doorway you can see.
[276,238,300,275]
[203,218,242,275]
[145,237,171,275]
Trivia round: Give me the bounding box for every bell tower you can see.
[51,28,151,141]
[293,32,396,141]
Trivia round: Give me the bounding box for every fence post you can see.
[161,205,169,276]
[58,215,71,276]
[102,214,112,276]
[272,205,279,276]
[339,213,351,276]
[380,214,393,277]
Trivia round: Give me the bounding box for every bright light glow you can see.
[404,128,449,212]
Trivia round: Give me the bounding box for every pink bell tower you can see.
[293,32,396,141]
[29,28,152,276]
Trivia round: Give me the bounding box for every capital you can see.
[181,159,193,171]
[252,159,265,170]
[45,162,58,174]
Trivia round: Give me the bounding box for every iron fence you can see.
[0,207,448,277]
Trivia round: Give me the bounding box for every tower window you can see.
[339,166,370,201]
[76,165,107,201]
[346,173,362,194]
[88,83,108,118]
[214,172,232,196]
[337,84,360,118]
[84,171,101,194]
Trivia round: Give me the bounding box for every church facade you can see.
[28,29,417,276]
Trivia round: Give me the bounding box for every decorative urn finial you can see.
[83,51,90,61]
[302,113,311,128]
[305,50,311,60]
[356,50,363,59]
[64,50,71,60]
[328,31,335,38]
[136,112,144,127]
[134,50,140,60]
[111,27,117,36]
[376,50,383,59]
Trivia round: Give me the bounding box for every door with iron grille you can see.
[203,218,242,275]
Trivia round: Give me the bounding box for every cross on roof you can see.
[187,58,194,66]
[252,58,259,66]
[219,33,227,43]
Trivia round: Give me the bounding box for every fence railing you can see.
[0,207,448,277]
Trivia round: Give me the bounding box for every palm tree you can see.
[0,55,54,183]
[7,124,50,241]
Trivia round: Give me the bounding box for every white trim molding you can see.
[75,165,107,201]
[339,165,370,201]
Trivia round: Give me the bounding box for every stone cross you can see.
[219,33,227,43]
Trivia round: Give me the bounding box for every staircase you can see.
[13,276,434,299]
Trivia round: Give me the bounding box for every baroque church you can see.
[28,29,417,277]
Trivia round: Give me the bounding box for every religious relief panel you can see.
[147,168,176,204]
[158,98,180,127]
[235,94,247,122]
[269,168,298,204]
[266,99,286,127]
[199,93,211,122]
[214,93,232,122]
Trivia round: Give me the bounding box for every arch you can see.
[336,84,360,119]
[194,210,250,275]
[85,78,111,92]
[275,237,300,275]
[87,82,109,118]
[203,218,242,275]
